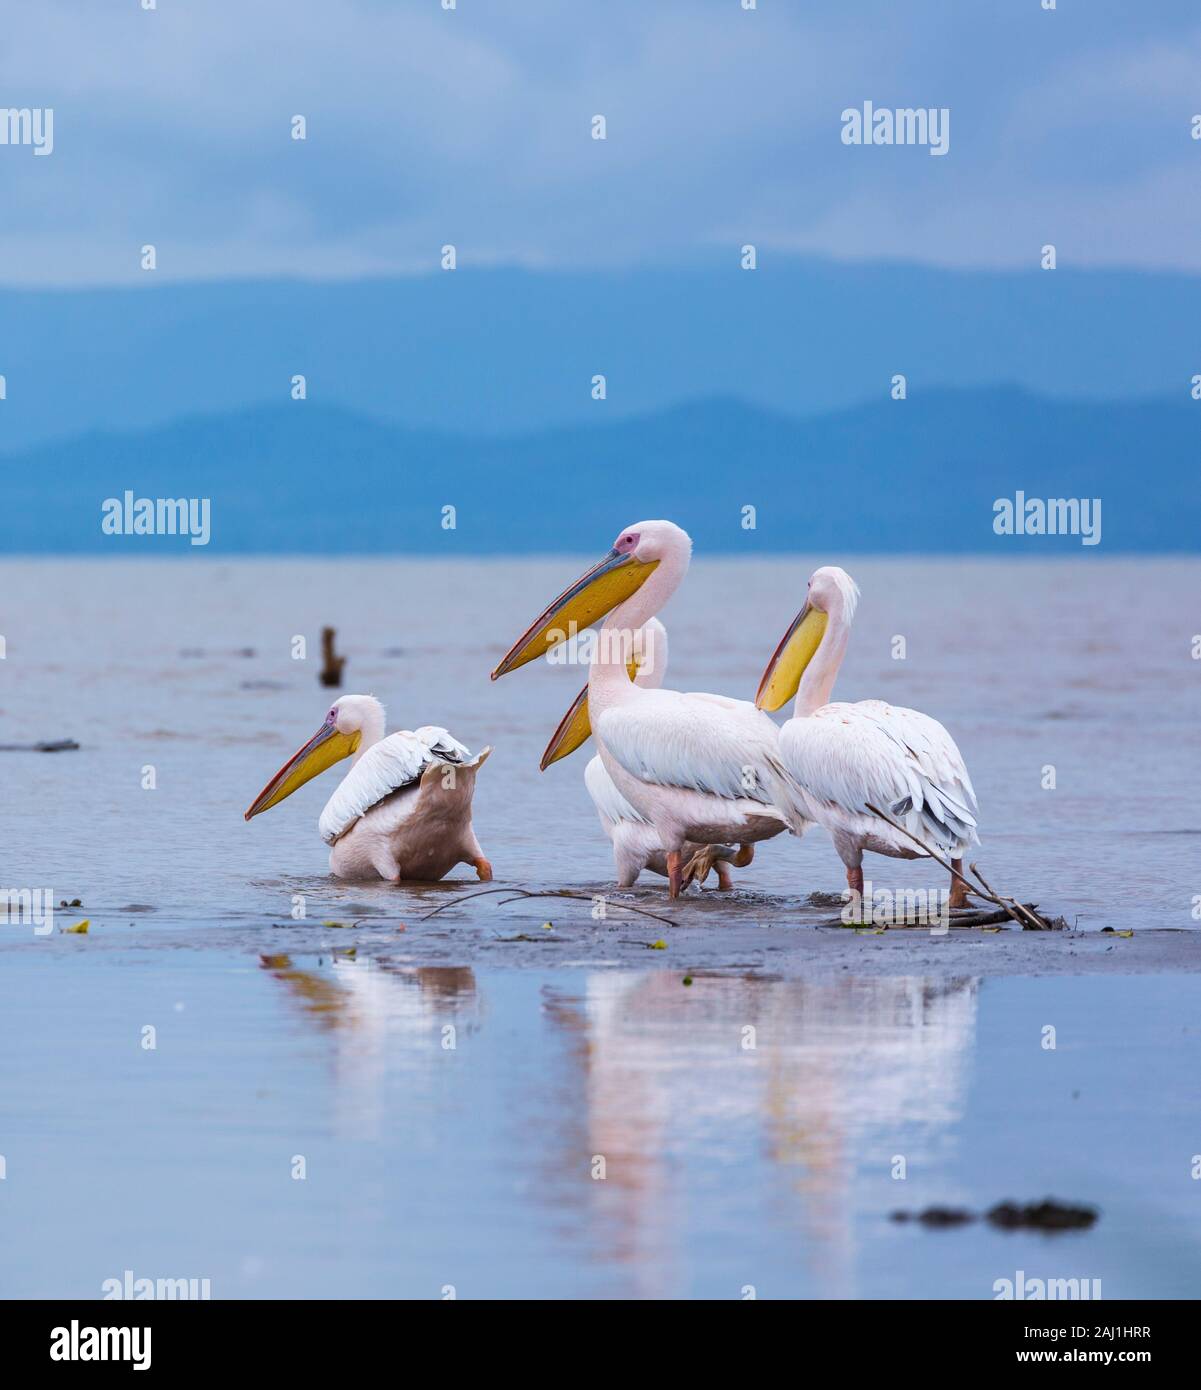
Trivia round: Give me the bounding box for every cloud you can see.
[1,0,1199,284]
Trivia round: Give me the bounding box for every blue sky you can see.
[3,0,1200,285]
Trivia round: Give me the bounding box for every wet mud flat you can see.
[16,883,1200,980]
[266,916,1199,980]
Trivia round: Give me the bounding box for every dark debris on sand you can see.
[891,1206,975,1228]
[0,739,80,752]
[986,1200,1098,1231]
[891,1199,1098,1232]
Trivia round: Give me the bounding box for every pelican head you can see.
[539,617,669,770]
[755,566,860,712]
[491,520,690,680]
[244,694,385,820]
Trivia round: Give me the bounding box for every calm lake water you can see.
[2,951,1201,1299]
[3,556,1198,925]
[2,556,1199,1298]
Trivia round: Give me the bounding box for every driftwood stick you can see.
[491,888,677,927]
[969,862,1050,931]
[319,627,346,688]
[814,904,1020,930]
[416,885,677,927]
[864,802,1030,930]
[415,887,519,919]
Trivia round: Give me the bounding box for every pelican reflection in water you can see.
[256,954,978,1298]
[540,971,979,1298]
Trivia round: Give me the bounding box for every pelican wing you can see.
[318,727,472,844]
[584,753,649,826]
[684,690,761,715]
[595,688,801,821]
[783,701,978,853]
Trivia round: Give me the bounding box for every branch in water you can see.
[415,885,678,927]
[864,802,1051,931]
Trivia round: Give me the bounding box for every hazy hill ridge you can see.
[3,388,1195,554]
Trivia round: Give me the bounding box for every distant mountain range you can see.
[1,260,1199,451]
[2,388,1195,553]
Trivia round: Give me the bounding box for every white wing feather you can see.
[319,726,472,844]
[595,688,803,826]
[584,754,649,827]
[782,701,978,853]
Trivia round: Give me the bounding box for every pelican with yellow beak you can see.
[245,694,493,882]
[493,520,804,897]
[755,566,979,907]
[541,617,762,889]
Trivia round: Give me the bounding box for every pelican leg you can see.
[681,844,720,886]
[473,856,493,882]
[715,863,734,891]
[846,864,864,895]
[612,837,644,887]
[666,850,683,899]
[371,846,402,883]
[948,858,968,909]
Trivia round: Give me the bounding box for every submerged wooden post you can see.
[319,627,346,688]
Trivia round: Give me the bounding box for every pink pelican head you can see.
[491,520,691,681]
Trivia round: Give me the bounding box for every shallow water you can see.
[2,947,1200,1299]
[2,556,1198,928]
[2,557,1199,1298]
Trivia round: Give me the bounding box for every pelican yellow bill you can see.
[539,646,644,770]
[491,549,659,679]
[245,718,361,820]
[754,602,829,712]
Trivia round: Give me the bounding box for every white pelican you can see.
[245,694,493,882]
[540,618,760,889]
[755,566,979,908]
[492,520,803,897]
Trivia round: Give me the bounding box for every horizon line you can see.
[4,252,1201,296]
